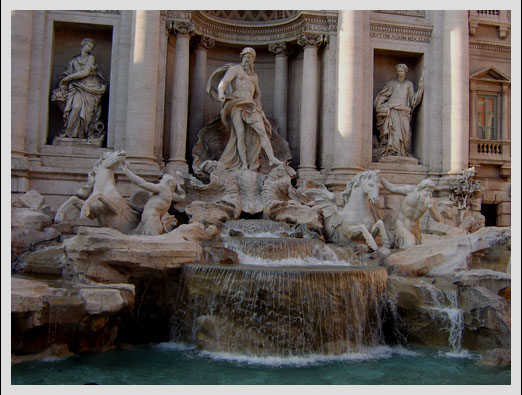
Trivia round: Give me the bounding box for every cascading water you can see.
[171,220,389,356]
[419,281,464,351]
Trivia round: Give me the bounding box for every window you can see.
[477,95,499,140]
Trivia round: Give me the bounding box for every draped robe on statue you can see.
[60,55,107,139]
[374,78,423,157]
[206,65,273,171]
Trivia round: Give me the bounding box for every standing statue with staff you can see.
[374,64,425,159]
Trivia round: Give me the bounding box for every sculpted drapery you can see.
[374,64,424,158]
[206,64,273,172]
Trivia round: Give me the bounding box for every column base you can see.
[125,155,161,173]
[297,167,322,182]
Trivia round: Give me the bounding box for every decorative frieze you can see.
[189,10,337,45]
[201,10,299,23]
[370,22,432,43]
[162,11,192,21]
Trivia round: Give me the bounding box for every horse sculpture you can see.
[78,150,140,234]
[306,170,389,251]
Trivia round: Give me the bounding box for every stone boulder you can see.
[387,269,510,352]
[12,190,52,216]
[11,277,135,357]
[63,223,219,283]
[385,227,510,277]
[477,348,511,367]
[13,245,66,276]
[11,190,63,259]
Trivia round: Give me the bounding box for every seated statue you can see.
[121,162,186,236]
[381,177,442,248]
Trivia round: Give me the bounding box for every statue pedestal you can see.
[378,155,419,165]
[53,136,104,148]
[370,155,429,185]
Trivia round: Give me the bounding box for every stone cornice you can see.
[79,10,121,15]
[374,10,425,18]
[370,22,432,43]
[469,40,511,54]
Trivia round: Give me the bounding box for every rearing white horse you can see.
[307,170,389,251]
[80,150,140,234]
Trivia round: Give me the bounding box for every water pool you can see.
[11,343,510,385]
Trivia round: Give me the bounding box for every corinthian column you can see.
[268,42,289,140]
[188,35,214,159]
[166,21,194,174]
[297,33,325,180]
[442,10,469,174]
[125,10,161,168]
[328,10,365,186]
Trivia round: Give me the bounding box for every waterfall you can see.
[172,264,388,356]
[419,281,464,351]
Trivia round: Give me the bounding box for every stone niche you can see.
[372,49,425,161]
[47,21,113,146]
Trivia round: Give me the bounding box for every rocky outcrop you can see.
[386,226,511,355]
[478,348,511,367]
[385,227,510,277]
[11,277,135,356]
[63,223,219,283]
[11,190,61,258]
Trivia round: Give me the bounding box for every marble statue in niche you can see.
[51,38,107,145]
[380,177,442,248]
[206,47,284,171]
[373,63,424,160]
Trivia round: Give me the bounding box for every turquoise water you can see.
[11,343,510,385]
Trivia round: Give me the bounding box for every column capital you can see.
[166,21,195,37]
[191,35,215,50]
[266,42,286,56]
[297,33,327,49]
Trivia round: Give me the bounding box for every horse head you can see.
[100,150,127,170]
[361,170,380,205]
[341,170,381,206]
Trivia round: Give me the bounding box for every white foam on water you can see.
[196,345,420,367]
[439,349,476,359]
[39,355,75,362]
[233,250,354,267]
[154,342,197,352]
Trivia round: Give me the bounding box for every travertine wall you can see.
[10,10,511,226]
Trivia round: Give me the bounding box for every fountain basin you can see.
[172,263,388,356]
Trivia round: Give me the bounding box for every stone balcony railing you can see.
[469,138,511,176]
[469,10,510,38]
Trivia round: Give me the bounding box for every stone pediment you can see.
[470,66,510,82]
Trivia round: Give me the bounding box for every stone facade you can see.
[11,10,511,226]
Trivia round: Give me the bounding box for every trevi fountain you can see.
[9,12,514,387]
